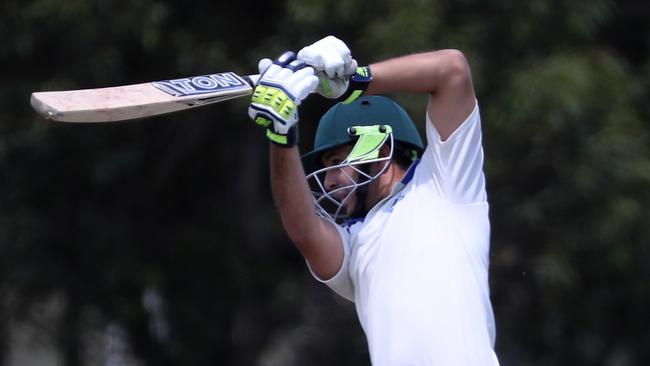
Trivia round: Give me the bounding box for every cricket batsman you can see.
[247,36,499,365]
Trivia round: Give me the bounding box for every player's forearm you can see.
[269,145,344,278]
[269,145,320,240]
[366,49,472,96]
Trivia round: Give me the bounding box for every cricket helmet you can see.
[302,96,424,222]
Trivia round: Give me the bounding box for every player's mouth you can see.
[327,187,355,202]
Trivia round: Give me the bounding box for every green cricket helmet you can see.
[302,96,424,222]
[302,96,424,173]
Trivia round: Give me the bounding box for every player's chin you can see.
[341,194,360,216]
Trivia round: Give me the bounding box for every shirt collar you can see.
[340,159,421,227]
[388,159,420,195]
[401,159,420,185]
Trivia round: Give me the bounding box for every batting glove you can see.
[297,36,372,103]
[248,52,319,147]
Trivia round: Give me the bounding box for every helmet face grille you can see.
[305,131,394,223]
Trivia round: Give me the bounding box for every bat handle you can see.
[244,74,261,87]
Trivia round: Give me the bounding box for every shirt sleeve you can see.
[420,100,487,203]
[306,223,355,302]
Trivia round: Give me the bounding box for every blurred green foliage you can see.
[0,0,648,365]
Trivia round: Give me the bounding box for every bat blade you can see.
[31,72,259,123]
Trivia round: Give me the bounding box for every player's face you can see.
[320,144,359,216]
[319,143,396,218]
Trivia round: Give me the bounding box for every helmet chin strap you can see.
[349,165,370,219]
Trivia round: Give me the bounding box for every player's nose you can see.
[324,169,343,191]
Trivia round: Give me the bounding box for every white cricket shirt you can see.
[310,102,499,365]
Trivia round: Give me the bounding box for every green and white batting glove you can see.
[297,35,372,104]
[248,51,319,147]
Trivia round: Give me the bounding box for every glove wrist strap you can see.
[338,66,373,104]
[267,126,298,148]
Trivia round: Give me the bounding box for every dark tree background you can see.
[1,0,648,365]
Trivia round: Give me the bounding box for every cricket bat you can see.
[30,72,261,123]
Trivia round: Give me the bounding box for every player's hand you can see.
[297,36,358,99]
[248,51,319,147]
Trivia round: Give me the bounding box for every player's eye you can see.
[322,154,342,167]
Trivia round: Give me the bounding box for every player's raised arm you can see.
[366,50,476,141]
[247,52,345,280]
[297,37,476,140]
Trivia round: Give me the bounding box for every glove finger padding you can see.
[325,39,355,78]
[320,46,345,78]
[298,36,363,98]
[258,58,273,75]
[344,58,358,77]
[298,36,354,78]
[262,63,284,79]
[273,66,294,83]
[289,67,319,102]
